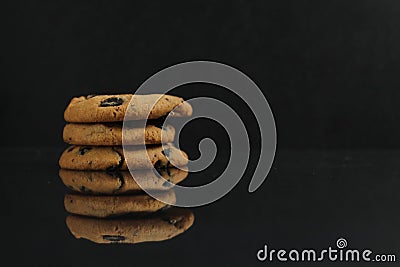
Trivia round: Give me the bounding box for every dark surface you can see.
[3,148,399,266]
[2,1,400,266]
[2,0,400,148]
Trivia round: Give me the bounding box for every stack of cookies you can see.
[59,94,194,244]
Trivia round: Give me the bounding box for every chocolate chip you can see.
[102,235,125,242]
[78,147,92,155]
[154,160,167,169]
[166,163,172,176]
[99,97,124,107]
[162,216,184,229]
[161,148,172,158]
[132,229,139,237]
[106,165,119,172]
[162,179,172,187]
[162,217,177,225]
[78,186,93,194]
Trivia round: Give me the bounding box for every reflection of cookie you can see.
[66,208,194,244]
[64,94,192,123]
[64,190,176,218]
[58,144,188,171]
[59,168,188,195]
[63,123,175,146]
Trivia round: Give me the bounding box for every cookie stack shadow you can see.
[58,94,194,244]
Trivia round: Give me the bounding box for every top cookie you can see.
[64,94,192,122]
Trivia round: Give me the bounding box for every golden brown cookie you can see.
[63,122,175,146]
[66,208,194,244]
[58,144,188,171]
[59,168,188,195]
[64,190,176,218]
[64,94,192,123]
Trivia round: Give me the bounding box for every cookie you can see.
[66,208,194,244]
[64,94,193,123]
[58,144,188,171]
[59,168,188,195]
[63,122,175,146]
[64,190,176,218]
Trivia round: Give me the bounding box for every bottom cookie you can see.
[64,190,176,218]
[66,208,194,244]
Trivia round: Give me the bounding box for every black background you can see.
[1,1,400,266]
[2,0,400,149]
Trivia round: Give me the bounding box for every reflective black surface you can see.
[3,148,399,266]
[3,1,400,266]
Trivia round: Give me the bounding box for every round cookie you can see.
[64,94,193,123]
[64,190,176,218]
[59,168,188,195]
[66,208,194,244]
[58,144,188,171]
[63,122,175,146]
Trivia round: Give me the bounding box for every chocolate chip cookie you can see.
[64,190,176,217]
[59,168,188,195]
[63,122,175,146]
[64,94,192,123]
[66,208,194,244]
[58,144,188,171]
